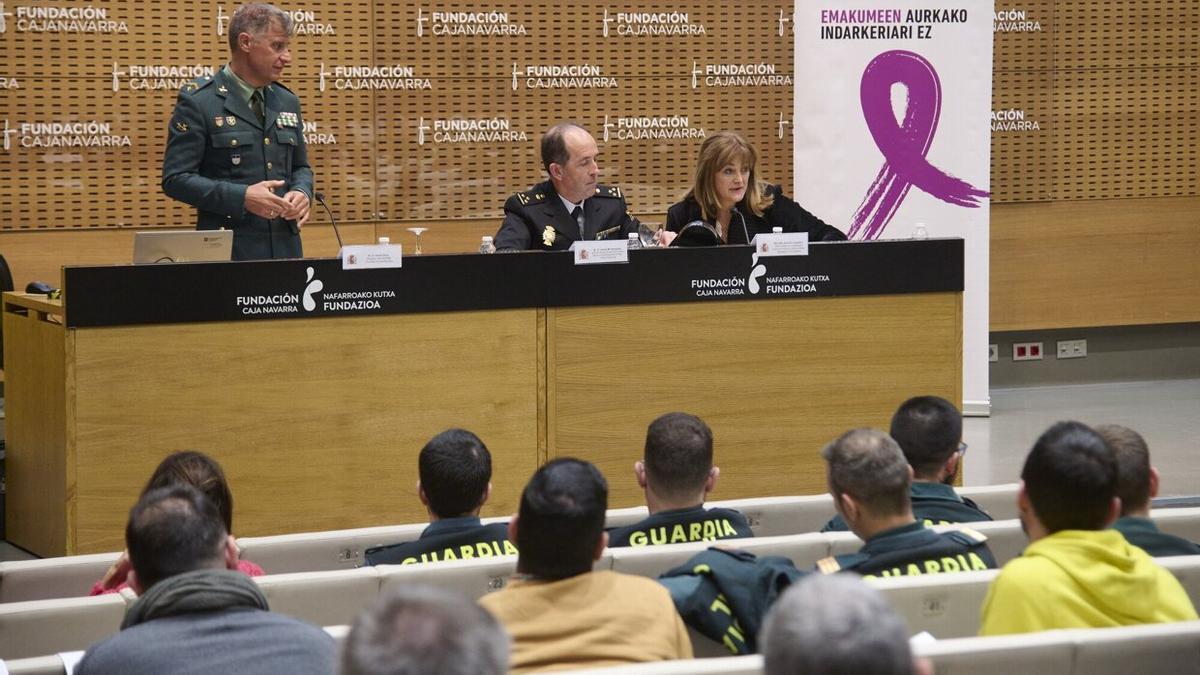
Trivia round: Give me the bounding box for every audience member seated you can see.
[608,412,753,547]
[1098,423,1200,557]
[366,429,516,566]
[91,450,264,596]
[814,428,997,577]
[479,458,692,672]
[979,421,1198,635]
[76,484,335,675]
[822,396,991,531]
[341,586,509,675]
[761,574,931,675]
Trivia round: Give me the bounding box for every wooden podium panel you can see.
[547,293,963,506]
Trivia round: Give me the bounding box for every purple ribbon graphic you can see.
[848,50,989,240]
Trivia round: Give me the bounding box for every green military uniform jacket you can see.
[816,521,997,579]
[162,67,313,260]
[1113,516,1200,557]
[494,180,638,251]
[820,481,993,532]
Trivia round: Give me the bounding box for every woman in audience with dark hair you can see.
[90,450,264,595]
[663,130,846,245]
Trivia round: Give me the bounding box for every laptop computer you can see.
[133,230,234,263]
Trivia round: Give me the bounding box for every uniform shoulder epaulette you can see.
[594,184,623,199]
[180,75,215,95]
[513,188,548,206]
[944,526,988,545]
[815,556,841,574]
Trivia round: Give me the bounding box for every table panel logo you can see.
[318,63,431,92]
[0,2,127,35]
[690,251,827,298]
[778,9,794,36]
[416,117,528,145]
[691,62,792,89]
[416,8,526,37]
[217,6,335,36]
[994,9,1041,33]
[601,9,705,37]
[778,112,791,139]
[110,63,215,93]
[512,64,617,90]
[235,267,396,316]
[600,115,705,143]
[2,119,130,151]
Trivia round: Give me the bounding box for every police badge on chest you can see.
[231,153,241,166]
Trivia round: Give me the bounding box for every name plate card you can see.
[569,239,629,265]
[751,232,809,257]
[341,244,403,270]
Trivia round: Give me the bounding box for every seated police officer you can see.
[814,428,997,578]
[1098,423,1200,556]
[494,122,638,251]
[365,429,515,565]
[608,412,753,547]
[822,396,992,531]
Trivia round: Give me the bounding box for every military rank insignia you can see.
[218,85,229,94]
[542,226,556,247]
[278,111,299,128]
[173,120,189,132]
[184,82,199,93]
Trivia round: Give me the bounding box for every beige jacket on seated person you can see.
[479,569,693,672]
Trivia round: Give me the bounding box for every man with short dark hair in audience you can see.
[979,421,1197,635]
[761,574,932,675]
[1097,423,1200,557]
[608,412,753,547]
[822,396,991,531]
[366,429,515,565]
[814,428,997,577]
[341,586,509,675]
[77,485,335,675]
[479,458,692,672]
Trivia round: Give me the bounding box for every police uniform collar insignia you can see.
[217,85,228,94]
[542,225,555,247]
[214,116,224,127]
[184,82,199,93]
[174,120,188,132]
[226,116,237,126]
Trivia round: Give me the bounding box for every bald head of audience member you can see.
[1019,421,1120,542]
[822,428,915,540]
[890,396,964,484]
[1095,424,1157,518]
[509,458,608,580]
[762,574,930,675]
[636,412,720,512]
[341,586,509,675]
[126,484,239,594]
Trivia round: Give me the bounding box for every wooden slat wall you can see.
[1,2,1197,330]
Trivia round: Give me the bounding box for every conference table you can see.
[2,239,963,557]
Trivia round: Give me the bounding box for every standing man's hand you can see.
[244,180,291,219]
[282,190,312,228]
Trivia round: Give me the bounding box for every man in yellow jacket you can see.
[979,421,1197,635]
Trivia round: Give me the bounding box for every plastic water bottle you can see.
[912,223,929,240]
[627,233,642,249]
[479,236,495,254]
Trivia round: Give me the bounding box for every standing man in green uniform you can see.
[163,3,313,260]
[813,428,997,578]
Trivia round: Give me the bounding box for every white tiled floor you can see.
[4,379,1198,562]
[963,379,1200,497]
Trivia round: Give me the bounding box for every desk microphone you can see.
[314,191,343,249]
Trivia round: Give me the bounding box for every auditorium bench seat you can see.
[254,566,381,628]
[569,655,764,674]
[868,569,1000,638]
[956,483,1019,521]
[3,655,70,675]
[0,593,127,660]
[608,534,830,580]
[1157,555,1200,608]
[1151,507,1200,543]
[0,552,121,603]
[237,523,427,573]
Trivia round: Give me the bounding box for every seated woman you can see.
[90,450,264,595]
[664,131,846,245]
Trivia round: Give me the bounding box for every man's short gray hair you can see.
[762,574,913,675]
[228,3,293,52]
[821,428,911,515]
[341,586,509,675]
